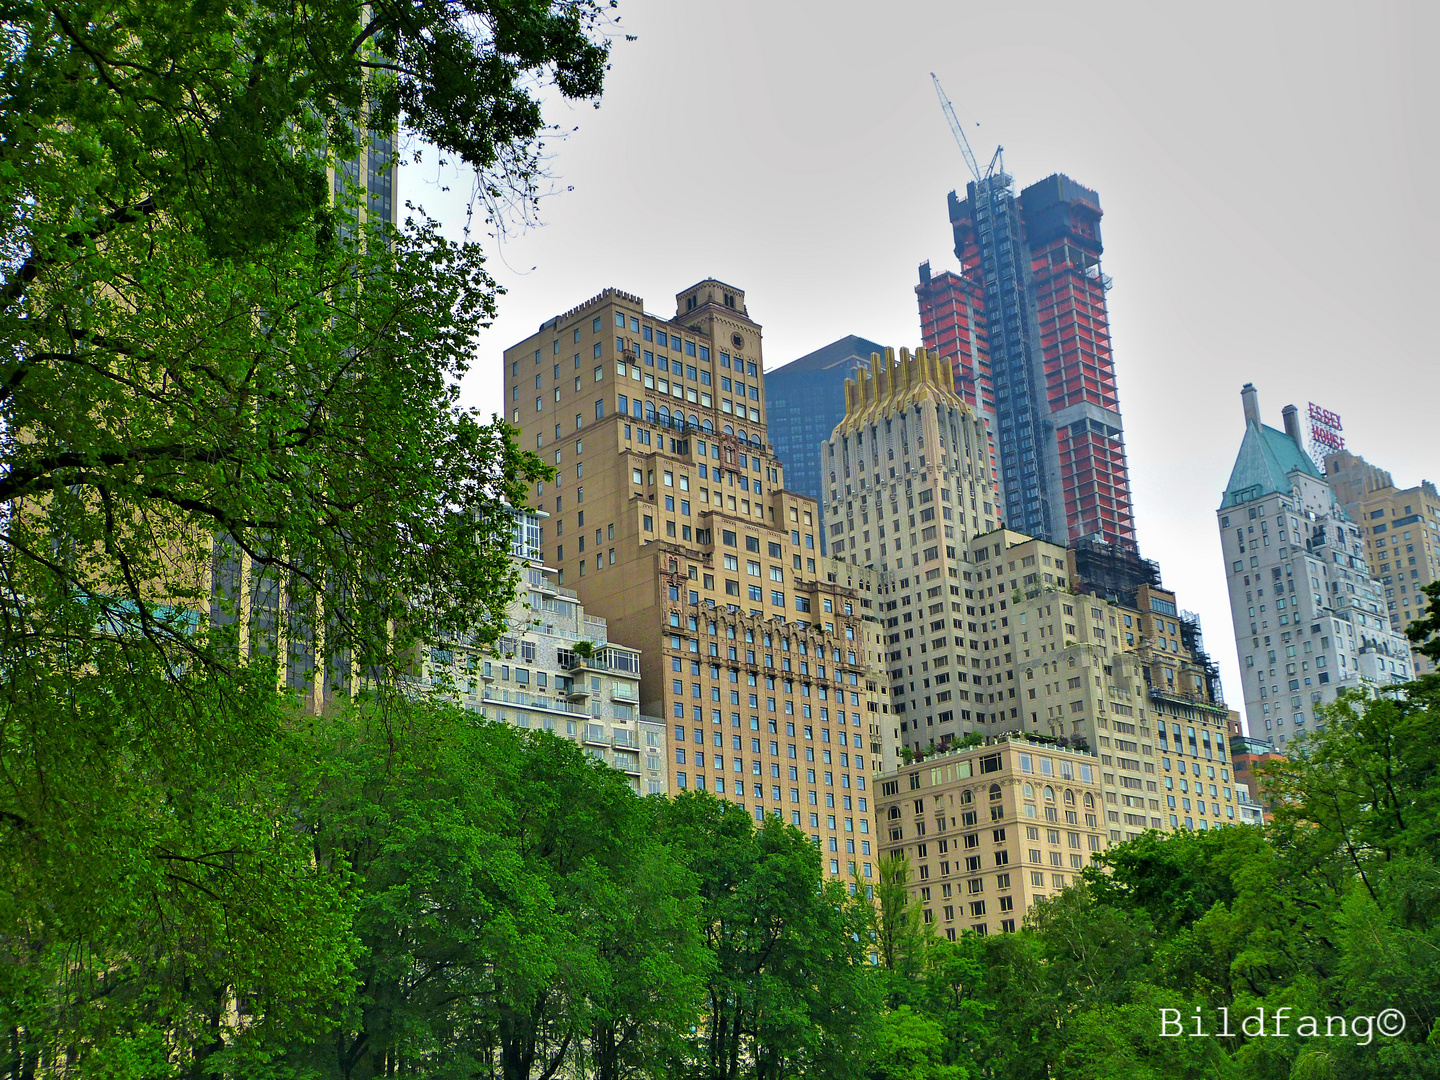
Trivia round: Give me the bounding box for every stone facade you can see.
[878,735,1106,938]
[1324,449,1438,676]
[821,346,1001,755]
[415,510,667,795]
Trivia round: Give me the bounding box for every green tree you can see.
[0,0,618,1070]
[0,663,356,1077]
[290,702,706,1080]
[578,826,711,1080]
[871,854,927,994]
[865,1006,963,1080]
[909,935,990,1078]
[1406,582,1440,665]
[659,794,879,1080]
[1059,985,1237,1080]
[1264,686,1440,899]
[965,929,1060,1080]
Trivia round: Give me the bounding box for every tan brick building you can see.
[877,734,1106,938]
[502,283,891,880]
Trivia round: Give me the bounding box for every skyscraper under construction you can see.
[918,167,1136,553]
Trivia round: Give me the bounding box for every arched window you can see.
[989,784,1002,801]
[960,789,973,805]
[1083,793,1095,808]
[1023,783,1034,797]
[724,424,734,435]
[1064,790,1075,805]
[702,419,714,433]
[887,806,901,820]
[688,413,699,429]
[658,404,670,425]
[1044,785,1055,801]
[644,401,656,422]
[738,429,748,443]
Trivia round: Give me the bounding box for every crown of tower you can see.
[835,346,968,436]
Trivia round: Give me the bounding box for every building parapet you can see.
[879,731,1097,780]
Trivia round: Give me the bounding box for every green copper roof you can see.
[1220,423,1322,509]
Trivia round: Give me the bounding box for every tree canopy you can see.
[0,0,615,1072]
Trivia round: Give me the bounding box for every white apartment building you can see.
[417,510,668,793]
[1217,385,1414,749]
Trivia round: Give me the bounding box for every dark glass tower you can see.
[764,334,885,508]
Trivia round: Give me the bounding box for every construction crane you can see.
[930,72,1000,182]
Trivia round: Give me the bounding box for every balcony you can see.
[479,687,589,717]
[559,645,640,676]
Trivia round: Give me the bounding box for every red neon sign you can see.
[1307,401,1344,454]
[1307,402,1342,431]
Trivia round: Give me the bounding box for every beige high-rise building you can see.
[1325,449,1438,676]
[821,347,1001,757]
[876,530,1246,942]
[877,734,1106,939]
[502,282,891,881]
[968,528,1242,838]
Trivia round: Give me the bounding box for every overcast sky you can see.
[402,0,1439,731]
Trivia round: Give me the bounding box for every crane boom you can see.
[931,72,981,183]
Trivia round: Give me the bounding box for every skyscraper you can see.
[502,281,892,880]
[915,262,999,491]
[1218,385,1415,749]
[821,346,1000,753]
[918,170,1135,551]
[915,262,992,418]
[765,335,885,519]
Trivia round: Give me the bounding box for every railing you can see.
[480,687,590,717]
[1147,686,1228,713]
[560,646,640,675]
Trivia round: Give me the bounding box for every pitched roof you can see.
[767,335,887,378]
[1220,423,1322,509]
